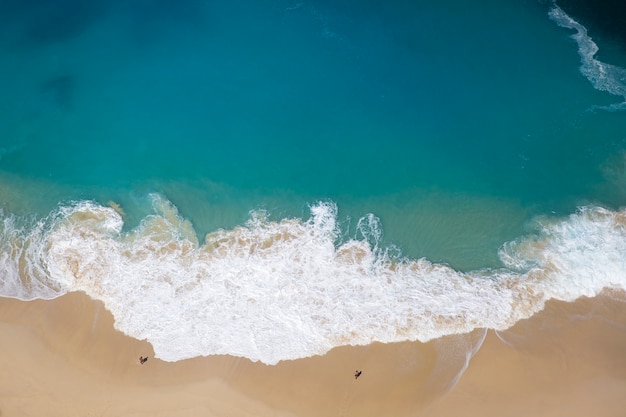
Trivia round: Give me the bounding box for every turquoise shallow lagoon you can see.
[1,0,626,363]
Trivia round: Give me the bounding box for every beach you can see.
[1,291,625,417]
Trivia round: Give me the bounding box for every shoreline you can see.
[1,291,625,416]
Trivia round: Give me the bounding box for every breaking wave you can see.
[1,194,625,364]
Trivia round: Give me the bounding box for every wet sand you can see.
[1,291,625,417]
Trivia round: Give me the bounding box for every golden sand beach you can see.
[1,291,625,417]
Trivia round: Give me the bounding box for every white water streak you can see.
[549,5,626,111]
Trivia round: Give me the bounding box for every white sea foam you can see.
[0,211,65,299]
[549,5,626,111]
[1,196,626,364]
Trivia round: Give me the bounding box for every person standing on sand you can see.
[139,356,148,365]
[354,370,362,379]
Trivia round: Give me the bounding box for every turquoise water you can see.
[3,0,623,267]
[1,0,626,363]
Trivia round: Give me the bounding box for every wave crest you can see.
[1,196,625,364]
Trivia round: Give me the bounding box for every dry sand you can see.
[1,291,625,417]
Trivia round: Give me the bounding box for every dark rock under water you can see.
[39,75,75,111]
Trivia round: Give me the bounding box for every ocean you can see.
[1,0,625,364]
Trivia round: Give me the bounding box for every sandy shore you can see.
[1,291,625,417]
